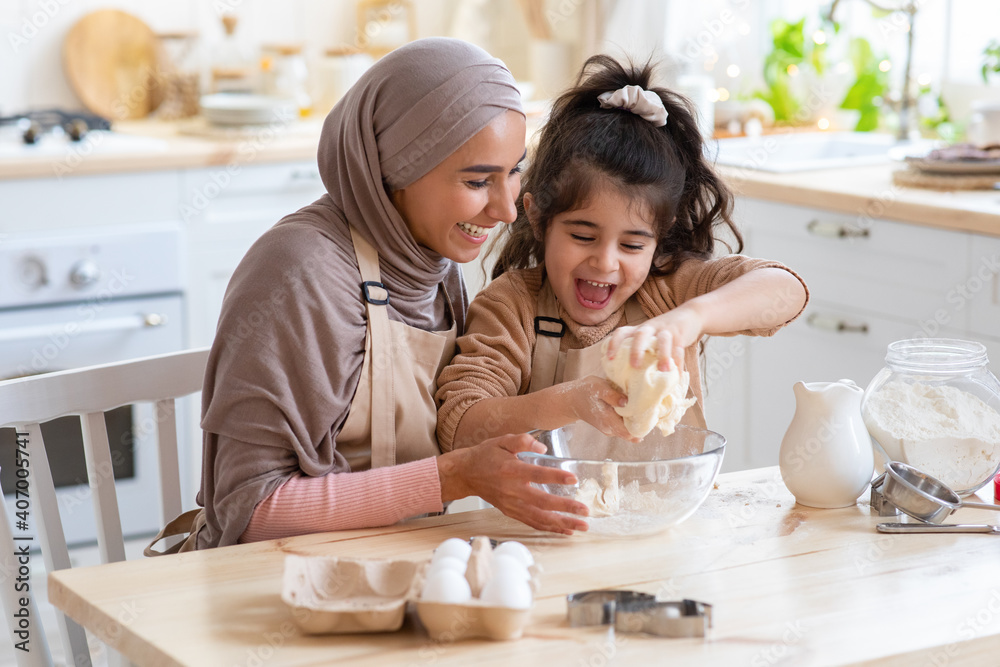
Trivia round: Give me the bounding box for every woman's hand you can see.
[437,433,589,535]
[547,376,635,442]
[605,306,704,372]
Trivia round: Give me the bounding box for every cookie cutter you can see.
[567,590,654,627]
[567,590,712,638]
[870,472,900,517]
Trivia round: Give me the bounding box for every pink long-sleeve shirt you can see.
[239,457,443,543]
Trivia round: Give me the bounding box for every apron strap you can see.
[528,282,566,393]
[144,508,205,557]
[529,283,647,393]
[349,227,396,469]
[624,298,644,325]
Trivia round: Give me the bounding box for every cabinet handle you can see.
[806,313,869,334]
[0,313,168,343]
[806,219,870,239]
[290,168,321,181]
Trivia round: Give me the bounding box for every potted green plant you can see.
[983,40,1000,83]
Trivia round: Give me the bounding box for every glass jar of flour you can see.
[862,338,1000,496]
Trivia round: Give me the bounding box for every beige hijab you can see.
[197,38,524,548]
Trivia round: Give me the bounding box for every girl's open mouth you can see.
[575,279,615,309]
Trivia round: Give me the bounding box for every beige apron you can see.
[527,281,706,429]
[146,227,456,556]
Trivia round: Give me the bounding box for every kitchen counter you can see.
[49,466,1000,666]
[718,162,1000,236]
[0,117,322,180]
[5,119,999,236]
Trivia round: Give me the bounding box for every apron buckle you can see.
[362,281,390,305]
[534,316,566,338]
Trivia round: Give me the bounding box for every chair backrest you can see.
[0,347,210,667]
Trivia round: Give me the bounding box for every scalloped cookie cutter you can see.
[567,590,712,638]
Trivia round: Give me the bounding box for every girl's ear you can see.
[523,192,544,242]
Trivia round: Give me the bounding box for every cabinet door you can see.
[183,161,328,347]
[0,171,181,232]
[968,234,1000,340]
[703,335,749,472]
[742,199,969,324]
[747,302,967,469]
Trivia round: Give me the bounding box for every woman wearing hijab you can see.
[173,38,590,550]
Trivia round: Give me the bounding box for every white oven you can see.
[0,222,190,546]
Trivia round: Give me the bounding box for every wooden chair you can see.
[0,348,210,667]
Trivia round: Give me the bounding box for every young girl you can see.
[435,55,809,450]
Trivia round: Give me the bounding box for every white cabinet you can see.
[731,198,977,470]
[0,170,182,232]
[703,335,750,472]
[967,234,1000,340]
[181,161,327,347]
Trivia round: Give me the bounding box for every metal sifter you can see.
[879,461,1000,524]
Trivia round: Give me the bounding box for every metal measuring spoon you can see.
[877,522,1000,535]
[881,461,1000,524]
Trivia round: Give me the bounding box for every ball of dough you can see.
[601,338,696,438]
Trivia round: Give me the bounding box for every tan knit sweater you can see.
[435,256,808,450]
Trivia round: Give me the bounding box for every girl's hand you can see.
[550,375,635,442]
[438,433,589,535]
[605,307,704,372]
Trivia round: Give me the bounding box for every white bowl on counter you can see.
[199,93,296,126]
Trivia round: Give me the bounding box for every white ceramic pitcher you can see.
[778,379,874,508]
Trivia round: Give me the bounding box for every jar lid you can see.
[263,43,304,56]
[885,338,989,373]
[325,45,362,57]
[157,31,198,41]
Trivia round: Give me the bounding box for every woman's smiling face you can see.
[390,110,526,263]
[529,183,657,327]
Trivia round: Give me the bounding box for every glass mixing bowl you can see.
[518,423,726,537]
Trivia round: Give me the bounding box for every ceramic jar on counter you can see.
[779,379,874,508]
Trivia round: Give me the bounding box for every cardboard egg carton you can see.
[282,554,422,634]
[281,537,541,640]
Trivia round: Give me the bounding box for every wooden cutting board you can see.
[63,9,162,121]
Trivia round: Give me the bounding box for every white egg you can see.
[491,554,530,581]
[432,538,472,564]
[426,555,467,576]
[479,572,533,609]
[493,540,534,567]
[421,569,472,604]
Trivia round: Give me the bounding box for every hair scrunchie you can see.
[597,85,668,127]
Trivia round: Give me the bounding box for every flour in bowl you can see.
[863,380,1000,492]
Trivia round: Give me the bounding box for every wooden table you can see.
[49,467,1000,666]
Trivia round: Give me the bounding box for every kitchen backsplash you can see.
[1,0,515,114]
[4,0,1000,129]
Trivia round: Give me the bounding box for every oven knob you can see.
[69,259,101,288]
[18,255,48,288]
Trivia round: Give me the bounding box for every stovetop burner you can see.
[0,109,111,144]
